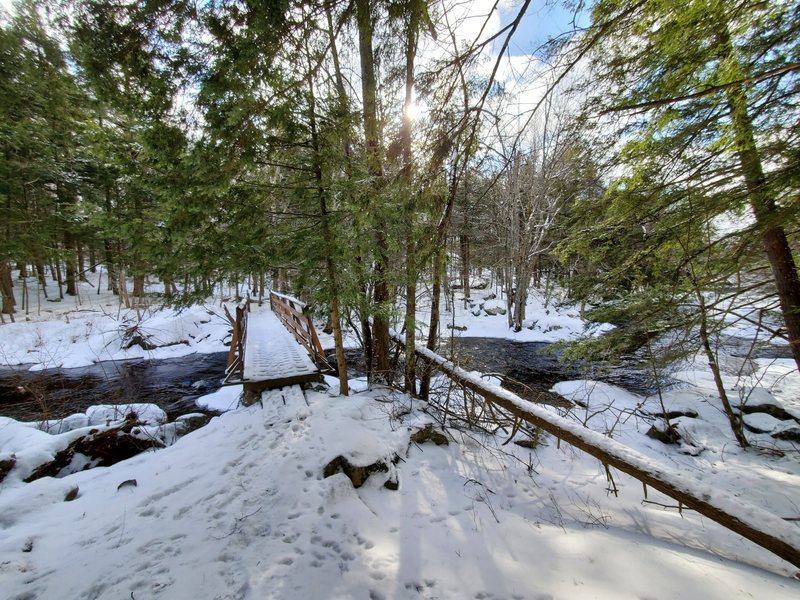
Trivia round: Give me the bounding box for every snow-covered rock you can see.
[482,299,507,316]
[86,403,167,427]
[742,412,783,434]
[195,385,242,412]
[37,413,90,435]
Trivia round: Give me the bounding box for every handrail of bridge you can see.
[269,290,333,372]
[223,300,249,383]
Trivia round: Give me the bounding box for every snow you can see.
[2,271,800,597]
[1,384,798,599]
[86,403,167,427]
[242,308,318,381]
[417,285,609,344]
[0,271,234,370]
[195,384,243,412]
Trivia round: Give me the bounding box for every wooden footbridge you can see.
[223,291,331,403]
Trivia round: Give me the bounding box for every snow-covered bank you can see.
[0,272,234,370]
[422,285,613,343]
[0,271,605,372]
[1,384,798,599]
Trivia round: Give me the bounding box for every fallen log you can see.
[395,334,800,569]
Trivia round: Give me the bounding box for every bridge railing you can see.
[223,300,249,383]
[269,290,333,372]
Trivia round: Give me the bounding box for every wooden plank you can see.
[397,335,800,569]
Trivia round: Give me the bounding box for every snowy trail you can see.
[1,386,798,599]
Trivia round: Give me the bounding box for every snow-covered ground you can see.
[1,382,798,599]
[0,270,600,370]
[417,282,611,344]
[1,271,799,597]
[0,271,234,370]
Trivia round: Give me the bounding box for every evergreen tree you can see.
[571,0,800,371]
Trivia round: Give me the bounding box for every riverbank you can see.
[1,384,798,599]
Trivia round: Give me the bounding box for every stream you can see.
[8,332,777,424]
[0,353,229,422]
[0,338,649,424]
[332,337,654,406]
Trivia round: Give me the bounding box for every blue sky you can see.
[499,2,589,57]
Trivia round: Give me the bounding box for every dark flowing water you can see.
[0,353,228,422]
[330,337,654,405]
[3,332,790,426]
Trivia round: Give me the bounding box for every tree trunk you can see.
[0,262,16,318]
[460,233,470,307]
[420,169,459,399]
[513,270,530,332]
[307,65,349,397]
[356,0,391,383]
[721,29,800,372]
[36,263,48,299]
[65,236,77,296]
[697,291,748,448]
[133,274,145,299]
[401,1,421,396]
[77,243,88,282]
[54,260,64,299]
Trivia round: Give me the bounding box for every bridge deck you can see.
[240,307,320,388]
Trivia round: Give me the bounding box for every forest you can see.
[0,0,798,443]
[1,0,800,595]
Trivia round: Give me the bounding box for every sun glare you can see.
[405,100,428,122]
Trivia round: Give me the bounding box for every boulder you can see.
[772,422,800,443]
[38,413,90,435]
[0,454,16,483]
[24,420,164,482]
[176,413,212,435]
[470,278,489,290]
[483,299,507,316]
[323,455,396,489]
[742,412,783,434]
[87,404,167,427]
[646,422,681,445]
[736,388,800,421]
[410,424,449,446]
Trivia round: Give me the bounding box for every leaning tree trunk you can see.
[721,30,800,372]
[420,170,458,400]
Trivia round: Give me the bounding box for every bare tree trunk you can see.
[420,169,459,399]
[401,1,421,396]
[697,291,748,448]
[77,243,88,282]
[119,268,131,309]
[0,262,16,319]
[133,274,145,300]
[460,233,470,307]
[36,263,48,299]
[513,270,531,331]
[54,260,64,299]
[307,65,349,396]
[65,236,77,296]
